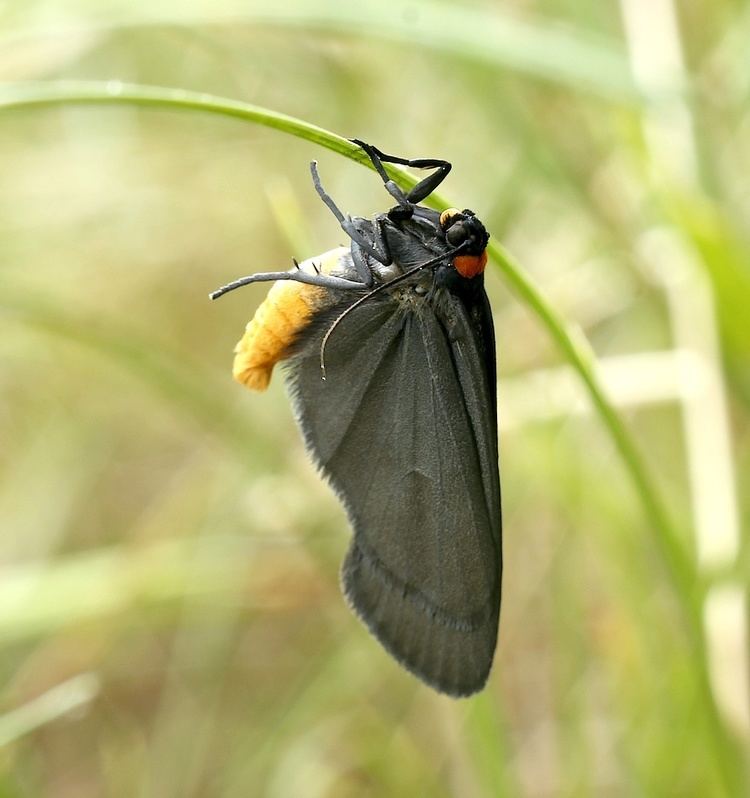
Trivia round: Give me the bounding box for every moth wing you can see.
[285,293,501,696]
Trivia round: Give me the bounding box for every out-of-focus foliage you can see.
[1,2,748,796]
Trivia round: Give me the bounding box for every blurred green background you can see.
[1,1,749,796]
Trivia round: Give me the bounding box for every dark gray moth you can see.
[212,140,502,696]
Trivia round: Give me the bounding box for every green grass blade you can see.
[0,285,277,472]
[0,538,258,643]
[0,674,100,747]
[3,0,641,101]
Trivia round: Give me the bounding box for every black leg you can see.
[350,241,374,287]
[352,139,410,208]
[310,162,391,266]
[351,139,452,205]
[210,267,364,300]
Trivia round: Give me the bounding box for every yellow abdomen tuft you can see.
[232,280,325,391]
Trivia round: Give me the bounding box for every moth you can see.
[212,140,501,696]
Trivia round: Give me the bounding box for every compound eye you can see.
[439,208,462,229]
[446,223,467,246]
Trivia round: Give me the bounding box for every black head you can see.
[439,208,489,256]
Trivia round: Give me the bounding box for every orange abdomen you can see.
[233,281,325,391]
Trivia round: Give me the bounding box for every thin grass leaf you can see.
[2,0,642,101]
[0,283,276,471]
[0,674,100,747]
[0,538,261,642]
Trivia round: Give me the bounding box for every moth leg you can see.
[210,268,363,300]
[350,241,374,287]
[352,139,411,209]
[351,139,452,205]
[310,162,391,267]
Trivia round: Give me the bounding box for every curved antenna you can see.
[319,242,468,379]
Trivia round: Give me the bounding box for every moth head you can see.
[440,208,489,278]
